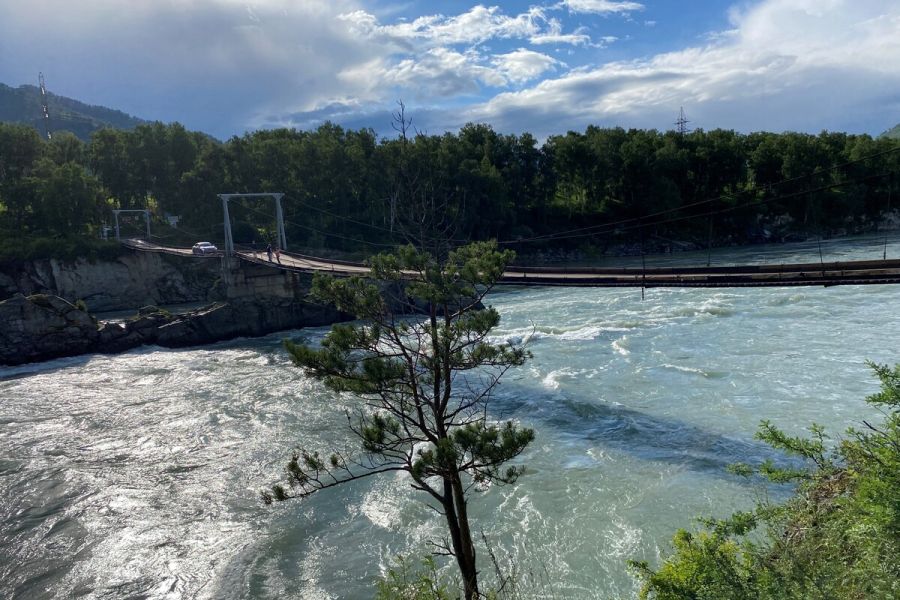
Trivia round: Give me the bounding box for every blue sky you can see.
[1,1,898,140]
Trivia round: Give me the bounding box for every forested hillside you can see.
[0,119,897,261]
[0,83,145,142]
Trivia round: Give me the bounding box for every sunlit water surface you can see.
[2,235,900,599]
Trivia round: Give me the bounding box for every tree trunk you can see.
[452,475,479,599]
[441,476,479,600]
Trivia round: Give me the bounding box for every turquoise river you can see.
[2,233,900,599]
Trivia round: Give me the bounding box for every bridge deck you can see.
[121,239,900,288]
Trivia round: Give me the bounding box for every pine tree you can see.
[264,240,534,599]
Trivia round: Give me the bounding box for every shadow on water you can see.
[494,381,800,481]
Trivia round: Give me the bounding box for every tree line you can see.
[0,120,897,258]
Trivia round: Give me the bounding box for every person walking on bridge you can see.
[275,247,281,264]
[266,243,273,262]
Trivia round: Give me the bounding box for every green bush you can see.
[631,362,900,599]
[375,556,456,600]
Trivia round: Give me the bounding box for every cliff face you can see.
[0,251,220,312]
[0,293,349,366]
[0,252,431,366]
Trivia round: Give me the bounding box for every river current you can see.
[2,234,900,599]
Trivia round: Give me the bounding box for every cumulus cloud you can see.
[529,18,593,46]
[323,4,604,113]
[467,0,900,136]
[339,5,546,47]
[492,49,562,84]
[558,0,645,15]
[3,0,888,140]
[380,48,506,95]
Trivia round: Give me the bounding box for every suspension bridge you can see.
[121,238,900,288]
[113,147,900,290]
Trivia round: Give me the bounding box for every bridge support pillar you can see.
[219,256,304,301]
[274,193,287,251]
[219,195,234,255]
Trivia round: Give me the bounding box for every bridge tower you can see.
[218,193,287,255]
[38,72,52,140]
[112,209,151,241]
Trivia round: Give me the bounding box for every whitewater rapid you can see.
[2,234,899,599]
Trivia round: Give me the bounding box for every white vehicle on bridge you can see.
[191,242,219,255]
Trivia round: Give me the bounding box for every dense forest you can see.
[0,119,897,261]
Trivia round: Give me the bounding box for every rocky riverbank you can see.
[0,293,350,366]
[0,251,219,312]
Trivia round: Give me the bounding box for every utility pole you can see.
[675,106,689,136]
[38,72,52,140]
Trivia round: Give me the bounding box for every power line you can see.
[198,145,898,255]
[496,145,900,246]
[289,194,401,236]
[232,199,398,248]
[529,171,894,245]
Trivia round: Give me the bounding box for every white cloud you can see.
[558,0,644,15]
[529,18,593,46]
[491,49,562,84]
[381,47,508,95]
[467,0,900,136]
[336,46,560,103]
[339,5,546,47]
[5,0,888,140]
[326,4,596,111]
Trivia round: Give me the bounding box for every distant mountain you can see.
[879,123,900,140]
[0,82,146,141]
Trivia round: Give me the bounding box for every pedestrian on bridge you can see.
[266,243,273,262]
[275,247,281,264]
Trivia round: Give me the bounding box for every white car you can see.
[191,242,219,255]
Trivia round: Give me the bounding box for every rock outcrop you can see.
[152,299,345,348]
[0,294,100,365]
[0,251,219,312]
[0,253,436,367]
[0,294,352,366]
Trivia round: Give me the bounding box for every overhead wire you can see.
[526,171,893,244]
[201,145,898,255]
[576,171,893,242]
[231,197,399,248]
[493,145,900,246]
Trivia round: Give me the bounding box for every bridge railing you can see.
[280,249,368,269]
[507,258,900,276]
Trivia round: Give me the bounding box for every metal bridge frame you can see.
[112,209,151,241]
[218,193,286,256]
